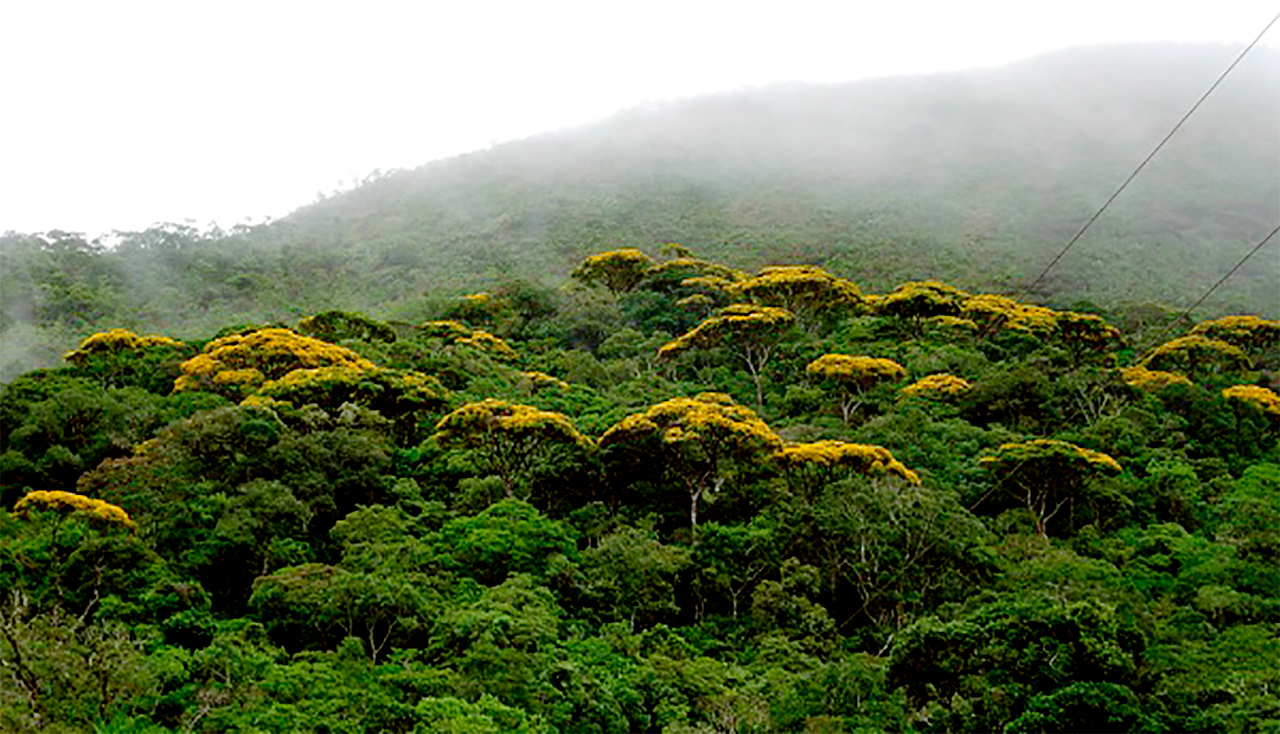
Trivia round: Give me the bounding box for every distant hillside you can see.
[285,43,1276,304]
[2,43,1277,379]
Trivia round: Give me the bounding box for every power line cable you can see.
[1016,10,1280,303]
[1137,223,1280,355]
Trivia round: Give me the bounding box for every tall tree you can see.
[659,304,796,410]
[806,354,907,424]
[599,393,781,537]
[432,400,593,499]
[979,439,1123,536]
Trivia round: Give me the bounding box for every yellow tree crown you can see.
[1190,315,1280,352]
[806,354,907,386]
[14,490,136,531]
[1222,385,1280,416]
[1119,365,1193,392]
[727,265,862,320]
[174,328,374,394]
[64,328,186,365]
[900,373,972,398]
[658,304,795,359]
[571,248,655,294]
[775,440,921,485]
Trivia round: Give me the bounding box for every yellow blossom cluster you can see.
[1190,315,1280,352]
[961,294,1058,334]
[981,439,1122,475]
[807,354,907,385]
[1054,311,1122,348]
[213,368,266,386]
[675,293,716,311]
[727,265,862,317]
[520,371,570,392]
[900,373,973,398]
[1119,365,1193,392]
[434,399,592,450]
[874,280,970,319]
[571,248,655,294]
[600,393,781,453]
[419,321,519,361]
[419,320,474,339]
[1140,335,1251,375]
[775,440,921,485]
[929,316,979,331]
[249,362,446,414]
[457,330,520,361]
[64,328,186,365]
[175,328,374,394]
[1222,385,1280,416]
[646,257,749,286]
[658,304,795,359]
[679,275,738,294]
[14,490,136,530]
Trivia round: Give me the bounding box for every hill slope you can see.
[1,43,1277,380]
[284,42,1277,307]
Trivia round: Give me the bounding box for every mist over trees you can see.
[1,43,1276,383]
[1,44,1277,730]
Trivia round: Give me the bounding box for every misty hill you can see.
[284,42,1277,308]
[2,43,1277,379]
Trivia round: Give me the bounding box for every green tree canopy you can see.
[979,439,1123,536]
[432,400,593,499]
[571,248,655,295]
[659,304,796,409]
[806,354,908,424]
[599,393,782,535]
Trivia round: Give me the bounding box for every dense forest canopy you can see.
[1,238,1277,732]
[2,43,1277,383]
[1,42,1279,732]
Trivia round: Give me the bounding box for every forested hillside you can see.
[2,244,1278,732]
[2,43,1277,383]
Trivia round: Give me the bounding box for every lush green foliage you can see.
[1,242,1278,730]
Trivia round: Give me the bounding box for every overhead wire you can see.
[1014,10,1280,304]
[1137,223,1280,355]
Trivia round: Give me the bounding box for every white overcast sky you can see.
[1,1,1276,238]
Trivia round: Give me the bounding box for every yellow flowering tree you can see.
[1140,335,1251,380]
[571,248,654,295]
[64,328,186,363]
[1222,385,1280,418]
[1189,315,1280,353]
[174,327,375,396]
[419,321,520,362]
[659,304,796,409]
[727,265,863,331]
[643,257,748,293]
[599,393,783,535]
[1119,365,1193,392]
[900,373,973,400]
[961,294,1058,337]
[979,439,1123,536]
[775,440,920,499]
[249,363,448,418]
[1054,311,1123,361]
[13,489,136,531]
[806,354,907,424]
[63,328,192,392]
[874,280,970,334]
[446,291,504,327]
[432,399,593,499]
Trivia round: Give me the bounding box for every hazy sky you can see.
[1,1,1276,237]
